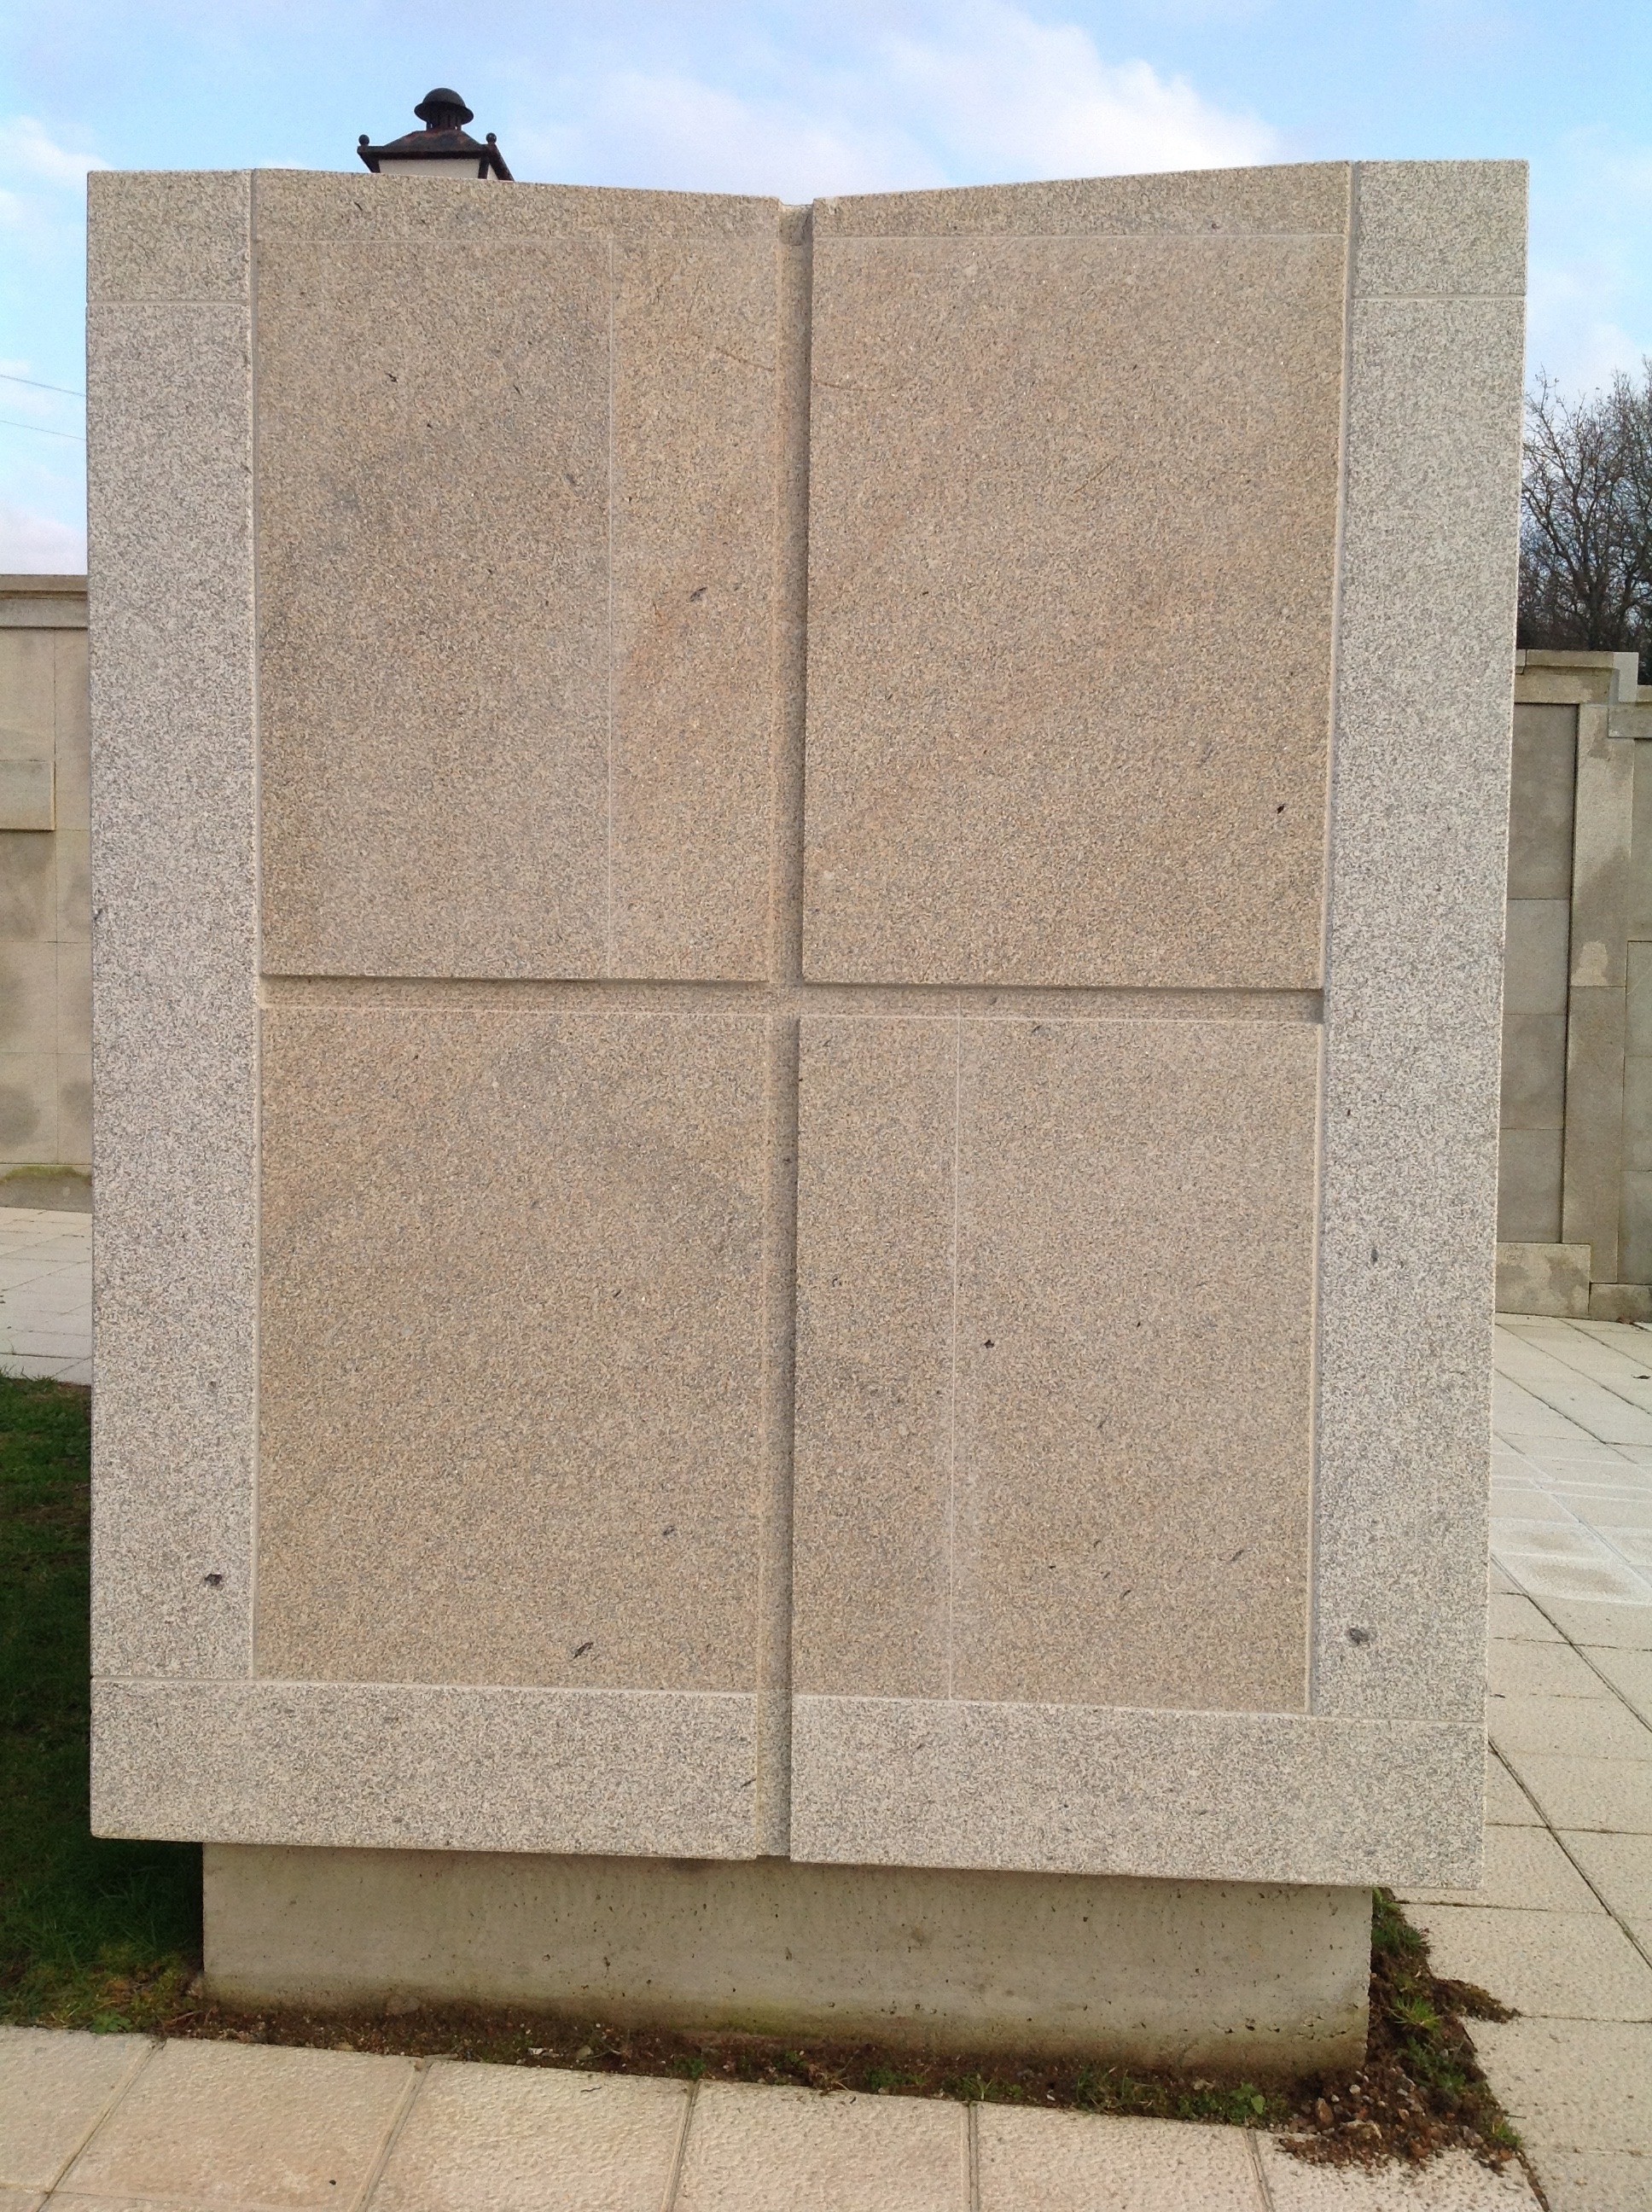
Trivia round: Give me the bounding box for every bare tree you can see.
[1520,364,1652,680]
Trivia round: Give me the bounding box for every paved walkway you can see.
[0,2025,1534,2212]
[1396,1314,1652,2209]
[3,1220,1649,2202]
[0,1206,90,1382]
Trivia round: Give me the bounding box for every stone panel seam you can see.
[248,165,263,1684]
[256,975,1325,1020]
[605,230,616,976]
[945,1011,962,1701]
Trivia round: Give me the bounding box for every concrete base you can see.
[203,1845,1370,2075]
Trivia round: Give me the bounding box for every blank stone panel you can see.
[256,178,777,981]
[794,1016,1318,1716]
[255,1006,770,1691]
[1507,704,1576,900]
[802,230,1345,988]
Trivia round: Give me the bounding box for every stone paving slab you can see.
[1467,1318,1652,2207]
[0,2029,1541,2212]
[0,1208,90,1382]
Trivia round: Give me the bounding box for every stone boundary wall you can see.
[1498,648,1652,1318]
[0,573,90,1176]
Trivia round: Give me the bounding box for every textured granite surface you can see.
[794,1016,1318,1711]
[255,1006,769,1690]
[256,180,779,982]
[791,1698,1484,1886]
[802,227,1343,987]
[88,158,1522,1888]
[1312,172,1525,1726]
[87,175,258,1679]
[93,1680,761,1858]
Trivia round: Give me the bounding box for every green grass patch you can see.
[0,1370,201,2029]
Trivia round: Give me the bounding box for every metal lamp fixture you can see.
[358,88,512,180]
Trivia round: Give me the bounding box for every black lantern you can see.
[358,89,512,180]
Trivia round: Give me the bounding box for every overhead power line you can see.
[0,417,83,440]
[0,370,85,400]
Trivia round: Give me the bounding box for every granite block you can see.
[1503,899,1570,1016]
[0,1054,57,1161]
[91,1679,761,1858]
[794,1016,1317,1713]
[87,169,250,301]
[1500,1012,1567,1130]
[1562,986,1627,1282]
[257,195,777,981]
[793,1017,957,1700]
[802,230,1344,986]
[255,227,610,978]
[253,169,777,246]
[1506,703,1576,899]
[1354,160,1527,298]
[792,1698,1481,1887]
[1313,276,1523,1725]
[86,278,258,1676]
[0,940,55,1055]
[607,233,777,981]
[1498,1132,1565,1245]
[812,163,1350,238]
[255,1007,769,1692]
[0,830,54,938]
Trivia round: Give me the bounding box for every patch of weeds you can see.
[1276,1889,1522,2174]
[0,1372,201,2030]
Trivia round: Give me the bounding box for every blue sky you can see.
[2,0,1649,568]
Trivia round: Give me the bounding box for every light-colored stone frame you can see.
[89,161,1525,1889]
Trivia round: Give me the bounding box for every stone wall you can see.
[85,160,1523,1924]
[0,575,90,1179]
[1498,649,1652,1318]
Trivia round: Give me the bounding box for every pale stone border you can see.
[92,1682,759,1859]
[1311,162,1526,1751]
[791,1696,1482,1889]
[88,171,260,1683]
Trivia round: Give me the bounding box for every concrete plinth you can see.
[203,1845,1370,2075]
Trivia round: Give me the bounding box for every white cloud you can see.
[881,4,1277,178]
[3,116,108,189]
[0,500,85,573]
[511,2,1275,200]
[1527,126,1652,395]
